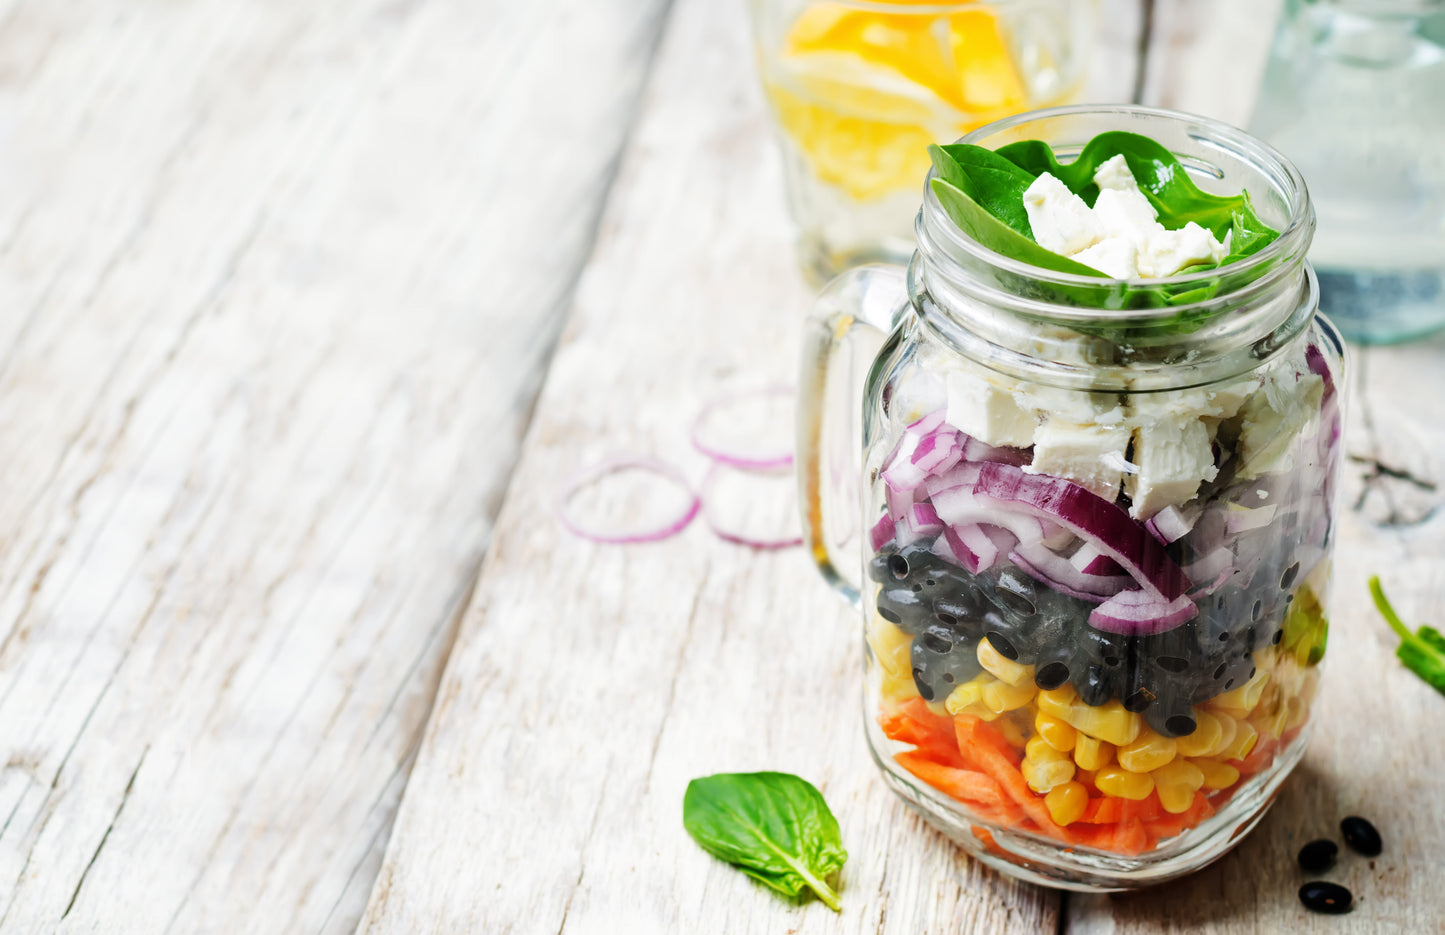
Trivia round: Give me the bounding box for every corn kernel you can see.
[1073,734,1114,771]
[977,639,1034,687]
[879,671,919,703]
[1218,720,1259,761]
[1094,766,1155,800]
[1118,730,1177,773]
[1207,712,1239,759]
[983,679,1037,714]
[944,674,993,716]
[1151,759,1205,814]
[867,616,914,678]
[1191,758,1240,790]
[1211,669,1271,716]
[1175,711,1223,758]
[1026,735,1068,763]
[1254,704,1289,741]
[1022,756,1076,794]
[1035,711,1077,753]
[1035,691,1142,748]
[1285,695,1309,731]
[1045,781,1089,826]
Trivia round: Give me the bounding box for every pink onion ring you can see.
[556,456,700,544]
[699,462,803,550]
[691,385,795,470]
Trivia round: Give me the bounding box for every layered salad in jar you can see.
[866,136,1339,859]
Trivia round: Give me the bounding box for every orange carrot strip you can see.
[894,753,1007,807]
[955,715,1069,842]
[1111,818,1150,856]
[880,698,966,767]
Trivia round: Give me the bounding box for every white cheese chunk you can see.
[1093,154,1137,191]
[1070,236,1138,279]
[1023,173,1101,256]
[946,369,1036,448]
[1235,372,1325,478]
[1093,187,1160,246]
[1125,417,1220,519]
[1027,421,1134,501]
[1137,221,1229,278]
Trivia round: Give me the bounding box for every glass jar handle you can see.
[797,263,908,611]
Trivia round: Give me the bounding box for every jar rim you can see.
[917,103,1315,322]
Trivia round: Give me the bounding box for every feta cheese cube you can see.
[1092,187,1160,246]
[1093,154,1138,192]
[1071,236,1139,279]
[1027,420,1134,501]
[1023,173,1102,256]
[1235,372,1325,478]
[1125,417,1220,519]
[1137,221,1229,278]
[946,369,1036,448]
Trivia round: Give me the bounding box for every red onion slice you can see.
[1089,589,1198,635]
[869,514,896,551]
[699,462,803,550]
[691,385,795,470]
[557,456,700,544]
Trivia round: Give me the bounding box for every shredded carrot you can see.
[1080,794,1163,824]
[954,714,1069,841]
[893,752,1009,808]
[879,698,966,767]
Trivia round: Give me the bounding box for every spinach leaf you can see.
[924,131,1283,323]
[683,771,846,911]
[1369,576,1445,696]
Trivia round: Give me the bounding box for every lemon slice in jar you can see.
[766,3,1029,201]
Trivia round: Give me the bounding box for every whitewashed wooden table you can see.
[1,1,1441,932]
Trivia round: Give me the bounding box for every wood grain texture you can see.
[357,0,1146,932]
[1138,0,1285,127]
[0,0,670,931]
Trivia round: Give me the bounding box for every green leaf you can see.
[683,771,847,912]
[925,131,1284,333]
[1369,576,1445,698]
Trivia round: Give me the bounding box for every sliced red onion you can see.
[869,513,896,551]
[933,462,1190,602]
[1145,503,1200,546]
[910,429,963,475]
[906,410,947,435]
[923,461,984,499]
[1069,543,1127,578]
[1012,541,1129,602]
[557,456,700,544]
[1089,589,1198,635]
[961,435,1031,467]
[908,502,944,537]
[699,462,802,550]
[691,385,796,470]
[942,523,1011,574]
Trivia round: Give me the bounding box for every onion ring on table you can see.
[690,384,795,470]
[556,455,700,544]
[699,461,803,550]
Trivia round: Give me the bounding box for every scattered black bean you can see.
[1299,881,1353,915]
[1297,839,1338,874]
[1340,816,1382,857]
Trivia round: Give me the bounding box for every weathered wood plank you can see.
[1137,0,1285,127]
[358,0,1147,932]
[0,0,670,931]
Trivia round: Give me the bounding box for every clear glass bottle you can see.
[748,0,1098,285]
[799,105,1345,889]
[1248,0,1445,344]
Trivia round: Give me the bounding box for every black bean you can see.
[1298,881,1353,914]
[1296,839,1338,873]
[1340,816,1383,857]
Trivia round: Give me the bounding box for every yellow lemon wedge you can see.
[766,3,1030,200]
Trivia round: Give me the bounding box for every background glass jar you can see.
[1248,0,1445,344]
[748,0,1097,284]
[798,106,1345,889]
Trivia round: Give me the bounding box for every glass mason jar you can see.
[1247,0,1445,344]
[748,0,1098,284]
[799,105,1345,890]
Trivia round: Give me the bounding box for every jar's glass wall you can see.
[858,314,1343,889]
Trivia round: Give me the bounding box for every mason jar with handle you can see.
[798,105,1345,890]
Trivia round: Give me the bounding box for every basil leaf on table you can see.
[925,131,1283,321]
[1369,576,1445,696]
[683,771,847,911]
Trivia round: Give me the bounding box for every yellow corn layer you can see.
[1073,734,1114,771]
[867,616,913,678]
[1210,669,1270,717]
[1035,711,1077,752]
[1151,759,1205,814]
[977,639,1034,687]
[1211,712,1240,759]
[1191,758,1240,790]
[983,679,1037,714]
[994,712,1030,749]
[1022,756,1076,794]
[1045,781,1089,826]
[1218,720,1259,762]
[1094,766,1155,800]
[1175,711,1224,758]
[1026,735,1067,763]
[1117,730,1178,773]
[1036,686,1142,747]
[944,673,993,716]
